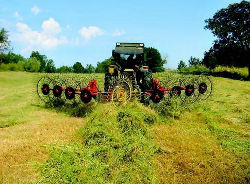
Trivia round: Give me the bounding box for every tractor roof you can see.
[114,42,144,55]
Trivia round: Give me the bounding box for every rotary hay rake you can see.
[37,74,212,107]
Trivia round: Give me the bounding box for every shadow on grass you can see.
[179,71,249,81]
[211,71,249,81]
[42,98,97,118]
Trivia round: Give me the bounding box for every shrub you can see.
[0,61,24,71]
[212,66,248,80]
[23,57,40,72]
[56,65,73,73]
[178,65,249,80]
[179,65,210,74]
[177,60,187,70]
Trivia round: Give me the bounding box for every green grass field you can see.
[0,71,249,183]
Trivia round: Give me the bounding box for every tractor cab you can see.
[105,42,152,93]
[112,42,145,71]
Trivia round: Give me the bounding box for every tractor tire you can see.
[104,73,112,92]
[141,70,153,91]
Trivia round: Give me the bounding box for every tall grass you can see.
[179,65,210,74]
[178,65,249,80]
[212,66,248,80]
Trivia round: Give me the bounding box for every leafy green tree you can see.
[188,56,202,66]
[203,49,217,69]
[30,51,56,73]
[56,65,73,73]
[23,58,40,72]
[73,62,84,73]
[95,57,113,73]
[30,51,47,72]
[177,60,187,70]
[144,47,165,72]
[84,64,95,73]
[0,28,10,53]
[204,0,250,76]
[162,55,168,67]
[0,52,24,64]
[45,59,56,73]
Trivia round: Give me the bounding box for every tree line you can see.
[0,49,100,73]
[177,1,249,78]
[0,28,167,73]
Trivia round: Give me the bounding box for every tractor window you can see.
[120,54,136,60]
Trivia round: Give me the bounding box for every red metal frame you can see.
[47,78,201,100]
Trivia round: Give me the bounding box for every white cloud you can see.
[13,11,23,21]
[15,18,67,54]
[31,5,40,15]
[16,22,30,32]
[112,29,125,37]
[20,46,33,55]
[42,18,61,35]
[78,26,104,39]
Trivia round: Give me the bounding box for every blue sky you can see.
[0,0,241,69]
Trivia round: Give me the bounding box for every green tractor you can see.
[104,43,153,103]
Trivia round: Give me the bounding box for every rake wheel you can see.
[37,76,53,104]
[62,78,82,105]
[80,89,92,104]
[53,85,63,97]
[49,78,66,106]
[65,87,75,100]
[180,75,200,105]
[151,90,165,103]
[197,75,213,101]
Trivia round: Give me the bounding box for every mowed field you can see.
[0,71,249,183]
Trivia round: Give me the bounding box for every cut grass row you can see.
[39,103,159,183]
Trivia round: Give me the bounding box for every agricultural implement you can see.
[37,43,212,106]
